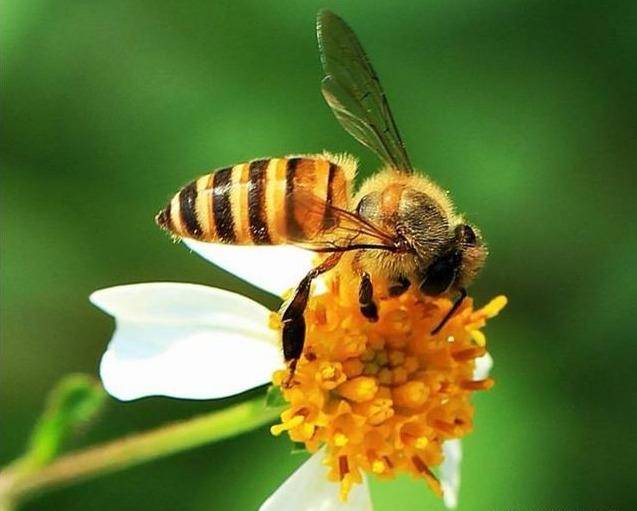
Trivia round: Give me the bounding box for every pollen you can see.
[271,274,506,501]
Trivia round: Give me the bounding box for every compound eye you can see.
[457,224,477,246]
[355,192,380,221]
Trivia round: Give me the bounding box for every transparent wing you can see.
[288,189,399,253]
[317,9,413,172]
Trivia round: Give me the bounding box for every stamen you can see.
[314,305,327,325]
[481,295,508,317]
[415,436,429,449]
[270,415,304,436]
[412,456,442,497]
[361,349,376,362]
[403,356,418,373]
[316,361,345,389]
[355,398,394,425]
[375,350,389,366]
[411,455,428,473]
[338,455,350,479]
[342,359,364,377]
[452,346,487,361]
[432,419,456,435]
[337,376,378,402]
[378,368,392,385]
[471,329,487,346]
[392,381,428,408]
[270,273,505,502]
[388,350,404,367]
[363,362,380,375]
[372,459,387,474]
[392,367,408,385]
[321,364,336,379]
[333,432,349,447]
[461,378,495,391]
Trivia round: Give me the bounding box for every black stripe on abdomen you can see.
[248,159,271,244]
[285,158,305,240]
[212,167,236,243]
[179,181,203,238]
[323,162,337,230]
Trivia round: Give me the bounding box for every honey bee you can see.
[156,10,487,372]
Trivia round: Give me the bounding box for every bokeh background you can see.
[2,0,636,509]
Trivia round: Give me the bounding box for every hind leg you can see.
[281,252,342,385]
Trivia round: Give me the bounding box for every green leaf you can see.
[24,374,107,468]
[265,385,287,409]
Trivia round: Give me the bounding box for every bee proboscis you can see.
[156,10,488,375]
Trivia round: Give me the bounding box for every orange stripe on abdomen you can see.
[232,163,251,243]
[269,158,288,243]
[194,174,215,241]
[284,157,334,241]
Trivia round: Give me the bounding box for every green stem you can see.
[0,395,282,508]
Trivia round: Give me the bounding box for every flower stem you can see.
[0,394,281,508]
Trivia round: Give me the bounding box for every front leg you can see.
[431,287,467,335]
[281,252,342,384]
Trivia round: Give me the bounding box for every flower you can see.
[91,239,505,510]
[269,272,504,504]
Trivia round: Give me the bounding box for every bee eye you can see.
[355,193,379,220]
[457,224,477,245]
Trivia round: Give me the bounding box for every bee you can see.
[156,10,487,373]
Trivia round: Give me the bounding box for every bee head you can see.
[418,223,487,296]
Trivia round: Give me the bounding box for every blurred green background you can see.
[2,0,636,509]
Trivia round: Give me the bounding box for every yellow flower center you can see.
[270,273,506,501]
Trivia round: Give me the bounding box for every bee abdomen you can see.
[156,156,350,245]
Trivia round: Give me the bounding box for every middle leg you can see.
[353,251,379,322]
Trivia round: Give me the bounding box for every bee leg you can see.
[281,253,342,387]
[431,288,467,335]
[388,276,411,297]
[359,272,379,322]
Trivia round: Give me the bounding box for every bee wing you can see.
[288,188,398,253]
[317,10,413,173]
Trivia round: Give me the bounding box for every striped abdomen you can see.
[156,156,351,245]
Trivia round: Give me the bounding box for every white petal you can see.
[438,354,492,507]
[260,451,373,511]
[183,239,316,296]
[473,352,493,380]
[440,439,462,509]
[91,282,281,401]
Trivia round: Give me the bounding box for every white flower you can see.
[91,241,490,510]
[260,448,373,511]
